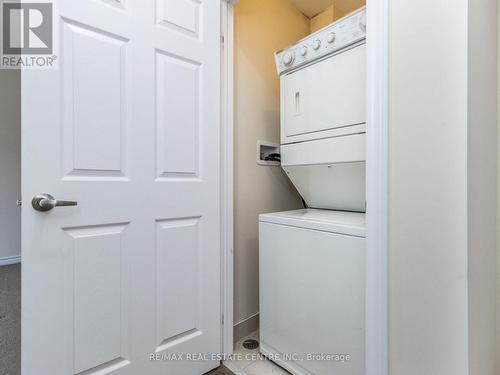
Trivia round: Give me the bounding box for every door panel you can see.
[156,0,201,39]
[156,51,200,179]
[65,223,131,374]
[62,20,129,176]
[282,43,366,141]
[155,217,201,350]
[22,1,221,374]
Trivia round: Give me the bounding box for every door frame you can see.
[365,0,389,374]
[220,0,235,355]
[220,2,389,374]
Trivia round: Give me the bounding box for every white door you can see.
[22,1,222,374]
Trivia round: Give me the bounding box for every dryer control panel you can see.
[275,7,366,75]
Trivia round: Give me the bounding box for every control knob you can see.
[360,13,367,32]
[327,32,336,44]
[282,50,295,66]
[300,45,308,56]
[312,39,321,50]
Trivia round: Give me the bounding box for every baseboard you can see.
[233,313,259,343]
[0,256,21,267]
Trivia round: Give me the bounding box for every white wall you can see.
[0,70,21,263]
[389,1,497,374]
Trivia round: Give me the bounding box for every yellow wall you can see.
[497,2,500,373]
[309,1,366,33]
[310,5,346,33]
[233,0,307,335]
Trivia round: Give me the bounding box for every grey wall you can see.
[467,0,497,373]
[0,69,21,262]
[0,61,21,375]
[0,264,20,375]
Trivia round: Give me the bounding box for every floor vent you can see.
[242,339,259,350]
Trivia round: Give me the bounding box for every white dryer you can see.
[275,7,367,212]
[259,209,366,375]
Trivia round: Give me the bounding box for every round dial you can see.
[360,13,367,32]
[282,51,295,66]
[300,45,308,56]
[312,39,321,50]
[327,32,336,44]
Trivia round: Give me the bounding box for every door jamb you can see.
[365,0,389,374]
[220,0,235,355]
[220,2,389,373]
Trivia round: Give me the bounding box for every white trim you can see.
[365,0,389,374]
[0,256,21,266]
[221,0,234,356]
[233,311,259,327]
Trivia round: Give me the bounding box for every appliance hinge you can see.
[221,314,224,325]
[221,35,225,44]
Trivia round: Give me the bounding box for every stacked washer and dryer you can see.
[259,8,367,375]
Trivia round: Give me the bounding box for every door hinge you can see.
[221,35,225,44]
[221,314,224,325]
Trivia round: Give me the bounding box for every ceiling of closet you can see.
[288,0,366,18]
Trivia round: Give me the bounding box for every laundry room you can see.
[0,1,372,373]
[229,0,367,374]
[0,0,497,374]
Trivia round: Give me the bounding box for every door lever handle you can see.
[32,193,78,212]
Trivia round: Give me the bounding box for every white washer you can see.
[259,209,366,375]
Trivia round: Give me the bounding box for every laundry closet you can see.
[0,1,497,374]
[231,1,367,374]
[0,1,371,373]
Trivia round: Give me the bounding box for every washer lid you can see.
[259,209,366,238]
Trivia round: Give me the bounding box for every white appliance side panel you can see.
[283,162,366,212]
[259,222,366,375]
[282,44,366,144]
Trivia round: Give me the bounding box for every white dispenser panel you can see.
[281,134,366,212]
[283,163,365,212]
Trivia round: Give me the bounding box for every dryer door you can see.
[281,43,366,144]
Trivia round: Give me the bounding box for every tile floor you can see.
[224,331,290,375]
[206,365,236,375]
